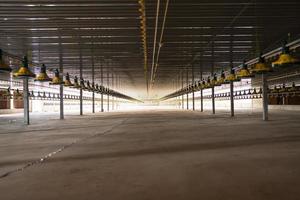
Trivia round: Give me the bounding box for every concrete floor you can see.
[0,109,300,200]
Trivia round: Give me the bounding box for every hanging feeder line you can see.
[0,50,139,102]
[161,83,300,101]
[161,37,300,101]
[0,86,140,102]
[0,88,137,102]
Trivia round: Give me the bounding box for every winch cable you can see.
[152,0,170,87]
[150,0,161,90]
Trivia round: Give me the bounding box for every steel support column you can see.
[177,74,180,109]
[107,66,110,112]
[116,75,118,110]
[229,32,234,117]
[200,56,203,112]
[23,77,29,125]
[181,70,184,109]
[112,72,114,111]
[192,62,195,111]
[230,81,234,117]
[186,69,189,110]
[79,42,83,116]
[211,39,215,114]
[200,89,203,112]
[101,61,104,112]
[91,44,95,113]
[118,76,121,109]
[59,85,64,119]
[212,87,215,114]
[58,35,64,119]
[262,73,269,121]
[79,87,83,115]
[92,87,95,113]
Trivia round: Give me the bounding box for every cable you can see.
[150,0,161,90]
[152,0,170,88]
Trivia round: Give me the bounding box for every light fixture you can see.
[278,84,287,93]
[288,82,299,92]
[197,80,201,90]
[99,85,103,93]
[95,84,100,93]
[190,84,194,92]
[205,77,213,88]
[71,76,80,89]
[237,61,254,79]
[252,54,272,74]
[3,87,11,99]
[215,71,225,86]
[271,85,279,93]
[252,88,257,95]
[91,82,96,92]
[193,82,198,92]
[13,56,35,78]
[14,89,22,99]
[0,49,12,72]
[64,73,73,87]
[225,69,240,83]
[85,81,93,91]
[201,79,206,89]
[272,41,300,67]
[50,69,63,85]
[211,74,218,86]
[80,78,87,90]
[34,64,51,82]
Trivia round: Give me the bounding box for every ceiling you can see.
[0,0,300,99]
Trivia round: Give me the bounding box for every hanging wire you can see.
[152,0,170,88]
[150,0,161,90]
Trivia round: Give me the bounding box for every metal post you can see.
[230,81,234,117]
[118,76,121,109]
[112,72,114,111]
[262,73,268,121]
[211,38,215,114]
[229,32,234,117]
[192,62,195,111]
[186,69,189,110]
[23,78,30,125]
[80,87,83,115]
[59,85,64,119]
[92,87,95,113]
[107,66,110,112]
[177,74,180,109]
[181,70,184,109]
[101,61,104,112]
[79,41,83,116]
[212,87,215,114]
[91,44,95,113]
[192,91,195,110]
[174,77,176,108]
[58,35,64,119]
[200,89,203,112]
[116,75,118,109]
[115,74,117,110]
[200,56,203,112]
[172,79,175,108]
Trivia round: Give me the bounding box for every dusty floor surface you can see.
[0,109,300,200]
